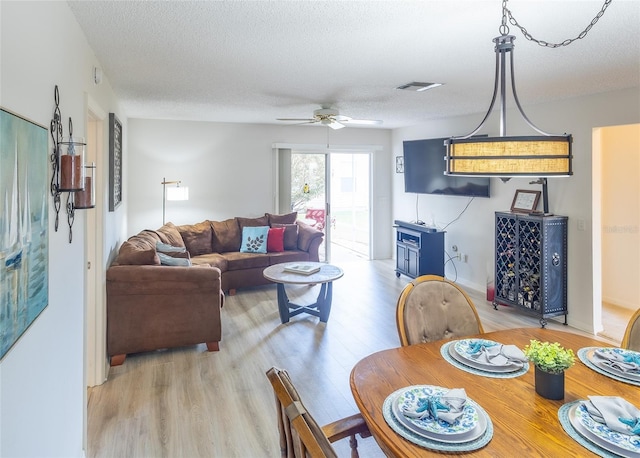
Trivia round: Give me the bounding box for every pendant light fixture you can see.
[444,0,612,210]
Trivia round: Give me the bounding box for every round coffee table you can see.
[263,262,344,323]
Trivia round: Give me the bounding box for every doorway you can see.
[289,151,370,262]
[594,123,639,341]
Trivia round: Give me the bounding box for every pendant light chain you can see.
[502,0,612,48]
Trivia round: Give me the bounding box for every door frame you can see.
[84,96,108,388]
[273,143,380,261]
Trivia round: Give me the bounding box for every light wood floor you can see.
[87,259,627,458]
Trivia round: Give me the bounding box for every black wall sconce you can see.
[50,85,96,243]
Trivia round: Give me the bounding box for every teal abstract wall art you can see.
[1,108,49,360]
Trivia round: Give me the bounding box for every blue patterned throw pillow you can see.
[240,226,269,253]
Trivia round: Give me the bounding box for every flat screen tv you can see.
[403,137,490,197]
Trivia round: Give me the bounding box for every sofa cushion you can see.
[210,218,241,253]
[223,252,270,271]
[177,221,213,256]
[266,211,298,226]
[272,223,299,250]
[117,240,160,265]
[267,227,285,252]
[236,215,269,229]
[297,222,323,251]
[156,222,185,248]
[240,226,269,253]
[191,253,228,271]
[268,251,310,265]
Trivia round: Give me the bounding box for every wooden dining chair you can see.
[621,308,640,352]
[396,274,484,346]
[265,366,371,458]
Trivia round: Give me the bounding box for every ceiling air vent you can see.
[396,82,443,92]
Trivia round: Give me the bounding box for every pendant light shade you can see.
[446,135,573,176]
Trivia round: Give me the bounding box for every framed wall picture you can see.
[1,108,49,360]
[511,189,541,213]
[108,113,122,211]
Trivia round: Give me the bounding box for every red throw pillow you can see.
[267,227,285,252]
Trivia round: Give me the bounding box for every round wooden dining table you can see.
[350,327,640,457]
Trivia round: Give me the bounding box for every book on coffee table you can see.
[283,264,321,275]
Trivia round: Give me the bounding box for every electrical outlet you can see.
[460,253,468,263]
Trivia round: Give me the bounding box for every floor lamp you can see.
[161,177,189,224]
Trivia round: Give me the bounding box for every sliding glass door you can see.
[329,153,370,261]
[290,153,329,261]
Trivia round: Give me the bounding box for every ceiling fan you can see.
[277,107,382,130]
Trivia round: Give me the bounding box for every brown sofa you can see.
[106,212,323,365]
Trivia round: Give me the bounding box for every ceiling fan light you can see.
[279,106,380,129]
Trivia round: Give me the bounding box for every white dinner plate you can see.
[390,386,487,443]
[587,348,640,382]
[569,401,640,457]
[449,340,523,373]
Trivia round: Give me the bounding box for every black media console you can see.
[394,220,445,279]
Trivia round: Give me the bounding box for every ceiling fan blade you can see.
[342,119,383,126]
[328,120,345,130]
[277,118,317,122]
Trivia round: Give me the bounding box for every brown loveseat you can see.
[106,212,323,365]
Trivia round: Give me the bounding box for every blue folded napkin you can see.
[584,396,640,436]
[468,343,527,367]
[402,388,467,424]
[594,349,640,374]
[467,340,498,354]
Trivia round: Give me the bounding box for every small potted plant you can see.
[523,340,576,400]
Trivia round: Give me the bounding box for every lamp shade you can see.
[166,186,189,201]
[445,135,573,176]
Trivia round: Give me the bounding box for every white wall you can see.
[601,124,640,310]
[392,87,640,333]
[126,119,393,259]
[0,2,123,456]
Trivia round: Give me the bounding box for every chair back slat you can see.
[266,367,338,458]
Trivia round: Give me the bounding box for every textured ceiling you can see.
[68,0,640,129]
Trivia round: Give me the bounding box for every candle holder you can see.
[74,162,96,209]
[58,135,86,192]
[50,85,95,243]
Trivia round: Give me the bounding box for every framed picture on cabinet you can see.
[108,113,122,211]
[511,189,541,213]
